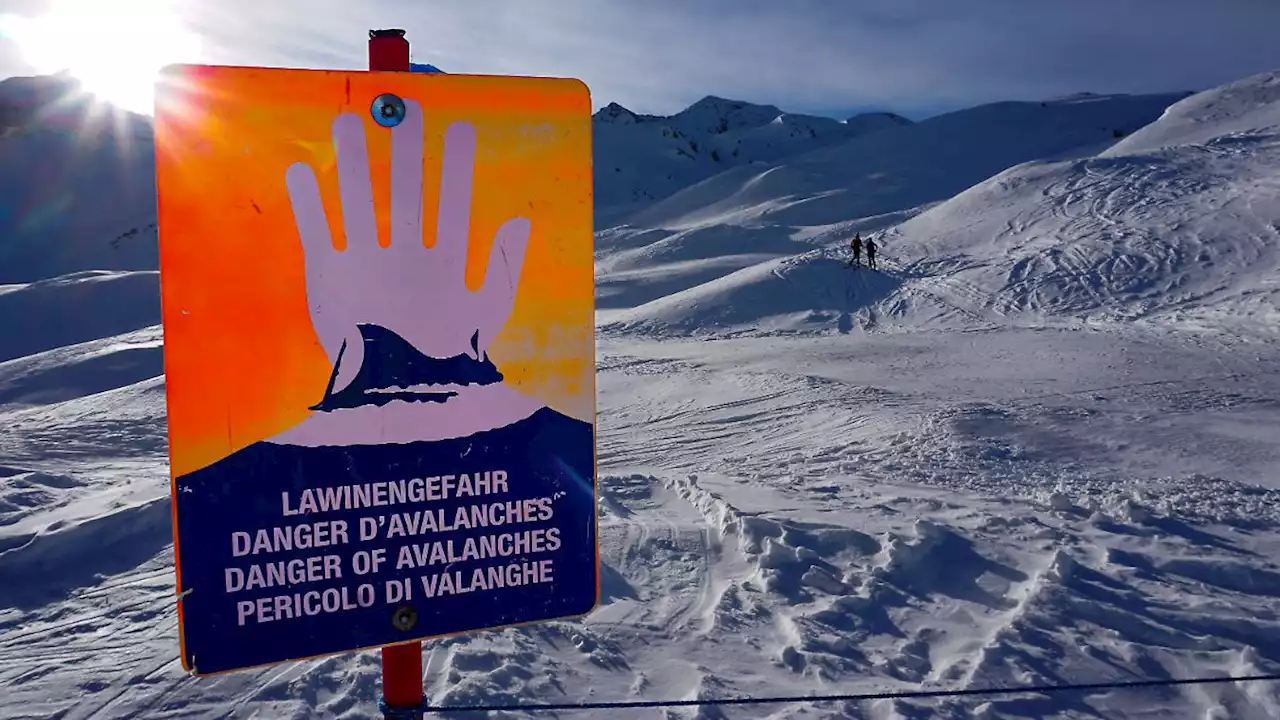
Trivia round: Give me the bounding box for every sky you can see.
[1,0,1280,120]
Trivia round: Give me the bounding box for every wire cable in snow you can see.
[421,672,1280,714]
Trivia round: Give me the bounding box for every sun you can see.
[0,0,202,115]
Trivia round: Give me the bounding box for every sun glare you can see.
[1,0,202,115]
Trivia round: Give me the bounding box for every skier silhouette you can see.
[866,237,878,270]
[849,233,862,267]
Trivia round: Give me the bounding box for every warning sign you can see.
[154,65,597,675]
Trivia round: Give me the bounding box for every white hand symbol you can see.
[267,98,545,447]
[284,99,531,395]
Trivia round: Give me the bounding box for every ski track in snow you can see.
[2,70,1280,719]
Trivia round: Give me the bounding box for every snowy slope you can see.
[0,270,159,363]
[3,68,1280,720]
[1103,70,1280,155]
[888,145,1280,333]
[876,73,1280,337]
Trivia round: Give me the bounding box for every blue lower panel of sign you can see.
[174,409,597,675]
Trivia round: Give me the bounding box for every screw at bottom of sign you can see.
[392,605,418,632]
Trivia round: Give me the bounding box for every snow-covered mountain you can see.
[620,91,1187,230]
[3,68,1280,719]
[594,89,1187,313]
[600,70,1279,340]
[0,72,84,132]
[843,110,912,135]
[592,95,916,216]
[0,74,156,284]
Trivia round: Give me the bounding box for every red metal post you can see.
[381,641,425,717]
[371,30,422,719]
[370,28,411,72]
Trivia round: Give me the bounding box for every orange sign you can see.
[154,65,597,675]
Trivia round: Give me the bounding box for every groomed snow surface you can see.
[3,70,1280,718]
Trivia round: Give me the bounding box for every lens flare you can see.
[0,0,203,115]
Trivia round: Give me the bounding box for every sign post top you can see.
[368,29,410,72]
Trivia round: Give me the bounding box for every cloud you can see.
[4,0,1280,119]
[0,0,46,78]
